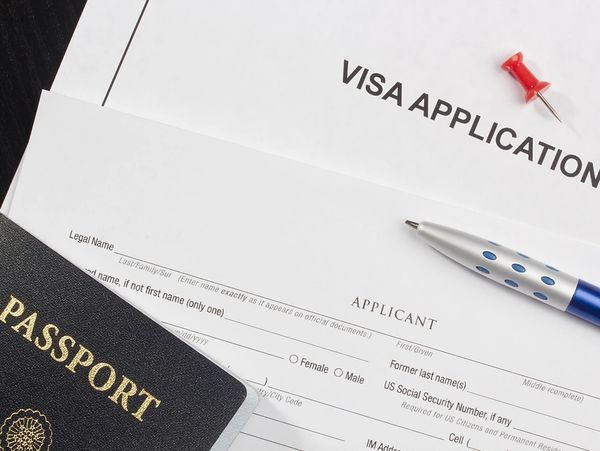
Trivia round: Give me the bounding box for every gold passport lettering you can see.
[0,295,162,422]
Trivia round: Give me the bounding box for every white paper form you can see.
[6,0,599,243]
[9,92,600,450]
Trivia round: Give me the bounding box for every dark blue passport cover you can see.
[0,215,257,450]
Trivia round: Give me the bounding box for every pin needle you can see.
[536,92,561,123]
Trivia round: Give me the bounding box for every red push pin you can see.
[501,51,561,122]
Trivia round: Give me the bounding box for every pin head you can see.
[501,51,550,103]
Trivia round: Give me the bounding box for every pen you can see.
[406,220,600,327]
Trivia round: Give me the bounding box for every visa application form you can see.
[8,92,600,450]
[5,0,600,245]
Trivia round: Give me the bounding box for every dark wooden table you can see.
[0,0,86,203]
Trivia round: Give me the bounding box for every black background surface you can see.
[0,0,87,203]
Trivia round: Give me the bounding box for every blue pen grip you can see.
[566,280,600,327]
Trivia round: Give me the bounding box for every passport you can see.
[0,215,258,450]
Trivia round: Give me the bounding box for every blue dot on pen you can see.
[511,263,526,273]
[482,251,497,260]
[504,279,518,288]
[517,252,530,259]
[546,265,559,272]
[476,266,490,274]
[533,292,548,301]
[541,276,555,286]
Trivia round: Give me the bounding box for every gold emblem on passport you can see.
[0,409,52,451]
